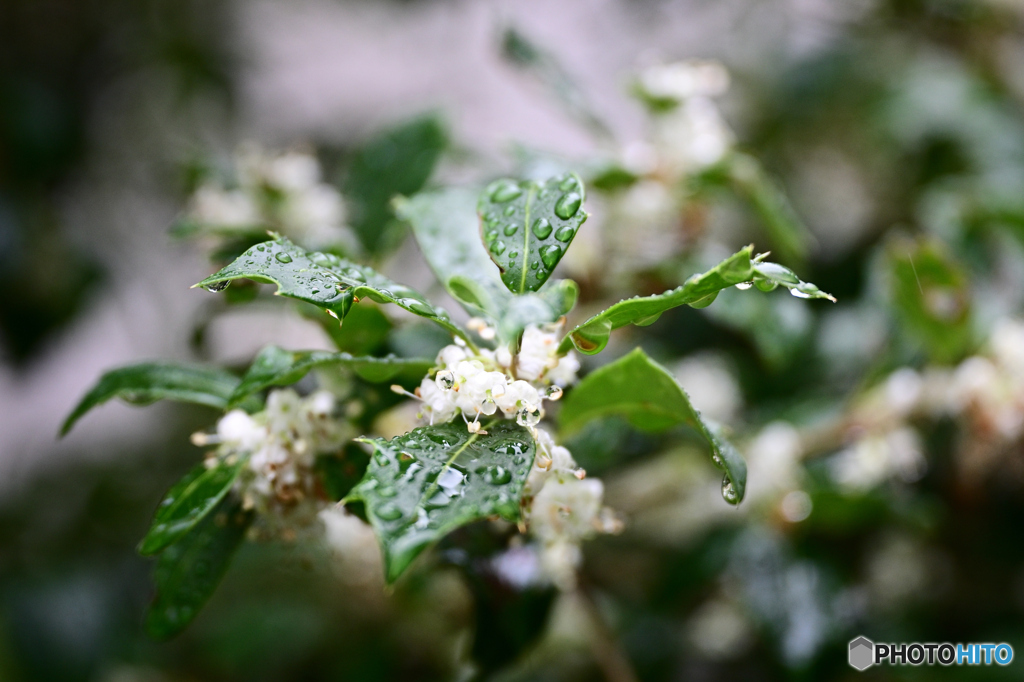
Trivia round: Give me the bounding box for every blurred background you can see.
[4,0,1024,679]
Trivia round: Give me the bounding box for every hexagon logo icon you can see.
[849,636,874,671]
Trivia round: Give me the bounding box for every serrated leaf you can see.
[139,456,247,556]
[344,114,447,255]
[349,421,535,583]
[478,174,588,293]
[145,497,252,640]
[558,247,834,355]
[194,237,471,344]
[394,188,511,320]
[559,348,747,504]
[229,345,433,407]
[61,363,253,436]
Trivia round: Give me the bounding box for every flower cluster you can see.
[199,389,349,533]
[407,323,580,431]
[185,145,356,251]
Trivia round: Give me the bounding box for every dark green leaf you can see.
[194,237,472,345]
[349,421,535,583]
[478,174,589,294]
[300,300,392,355]
[344,114,447,255]
[394,188,511,320]
[61,363,250,436]
[559,348,747,504]
[229,345,433,407]
[145,497,252,640]
[139,456,247,556]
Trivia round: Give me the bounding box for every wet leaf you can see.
[478,174,588,293]
[349,421,535,583]
[558,247,834,355]
[394,188,510,320]
[145,497,252,640]
[194,237,470,343]
[61,363,254,436]
[559,348,747,504]
[139,456,247,556]
[229,345,433,407]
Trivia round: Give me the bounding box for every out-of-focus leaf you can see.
[194,238,471,344]
[344,114,447,255]
[348,421,535,583]
[394,188,510,320]
[496,280,579,343]
[302,301,392,355]
[703,286,812,370]
[888,237,973,363]
[478,174,588,294]
[145,498,253,640]
[317,443,372,501]
[61,363,253,436]
[228,345,433,407]
[559,248,833,355]
[139,456,247,556]
[559,348,747,504]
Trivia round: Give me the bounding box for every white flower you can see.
[437,345,470,370]
[264,151,320,191]
[496,380,541,417]
[639,60,731,103]
[655,97,734,174]
[547,352,580,387]
[217,410,267,452]
[191,187,259,228]
[517,326,559,381]
[417,377,458,424]
[530,477,605,544]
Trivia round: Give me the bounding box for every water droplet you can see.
[438,467,465,495]
[531,218,552,239]
[485,230,498,243]
[734,282,753,291]
[721,475,740,505]
[484,465,512,485]
[204,281,230,293]
[343,268,366,283]
[508,250,519,259]
[378,486,397,498]
[543,385,563,401]
[503,223,519,237]
[256,245,265,252]
[504,205,516,217]
[400,298,435,315]
[554,225,575,242]
[516,407,542,427]
[436,369,455,390]
[373,451,390,467]
[376,503,403,521]
[711,453,724,470]
[554,192,582,220]
[491,240,507,256]
[275,252,293,264]
[790,287,813,299]
[558,175,577,192]
[426,431,455,447]
[539,244,561,270]
[530,261,539,270]
[490,181,522,203]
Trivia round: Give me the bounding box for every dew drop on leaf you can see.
[539,244,561,270]
[554,192,582,220]
[275,252,293,264]
[721,475,740,505]
[558,175,577,192]
[554,225,575,243]
[204,281,230,292]
[376,503,403,521]
[531,218,552,239]
[484,465,512,485]
[490,181,522,203]
[503,223,519,236]
[491,240,507,255]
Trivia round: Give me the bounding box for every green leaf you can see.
[888,237,973,363]
[344,114,447,255]
[349,421,535,583]
[61,363,250,436]
[145,497,252,640]
[394,188,511,320]
[559,348,747,504]
[558,248,834,355]
[194,237,471,345]
[478,174,589,294]
[139,456,247,556]
[558,247,754,355]
[229,345,433,407]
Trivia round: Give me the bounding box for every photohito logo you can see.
[848,637,1014,670]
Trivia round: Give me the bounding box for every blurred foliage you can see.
[9,0,1024,680]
